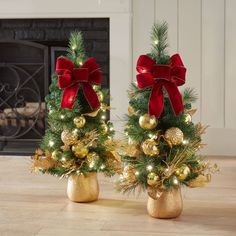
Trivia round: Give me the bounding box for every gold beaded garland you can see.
[61,130,78,146]
[164,127,184,146]
[73,116,86,128]
[147,172,160,186]
[175,164,191,181]
[72,144,89,158]
[141,139,159,156]
[139,114,158,130]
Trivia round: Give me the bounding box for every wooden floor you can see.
[0,156,235,236]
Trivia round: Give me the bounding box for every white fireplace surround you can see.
[0,0,132,135]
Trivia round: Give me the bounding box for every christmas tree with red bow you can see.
[31,32,118,178]
[118,22,216,197]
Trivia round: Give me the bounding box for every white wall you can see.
[133,0,236,156]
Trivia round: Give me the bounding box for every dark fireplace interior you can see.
[0,18,109,155]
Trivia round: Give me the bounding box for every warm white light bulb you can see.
[135,171,140,176]
[173,176,179,185]
[146,165,153,171]
[101,115,106,120]
[182,139,189,145]
[49,140,55,147]
[100,164,105,170]
[154,39,159,45]
[109,127,114,131]
[79,61,83,66]
[60,115,65,120]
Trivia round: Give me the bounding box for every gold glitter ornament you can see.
[61,130,78,146]
[147,172,160,186]
[175,164,191,181]
[164,127,184,146]
[139,114,158,130]
[73,116,86,128]
[72,144,89,158]
[51,150,62,160]
[87,152,99,165]
[185,113,192,124]
[141,139,159,156]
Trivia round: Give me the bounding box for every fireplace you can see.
[0,18,109,155]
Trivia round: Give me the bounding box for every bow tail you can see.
[164,82,184,116]
[149,82,164,117]
[61,84,79,109]
[82,83,100,110]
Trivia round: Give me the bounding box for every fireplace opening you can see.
[0,18,109,155]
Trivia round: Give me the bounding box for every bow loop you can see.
[136,54,186,117]
[56,57,102,110]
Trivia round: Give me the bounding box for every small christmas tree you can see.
[117,22,217,210]
[31,32,118,179]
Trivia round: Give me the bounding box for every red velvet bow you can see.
[56,57,102,109]
[136,54,186,117]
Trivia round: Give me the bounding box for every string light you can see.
[146,165,153,172]
[100,164,105,170]
[172,176,179,185]
[60,114,65,120]
[154,39,159,45]
[89,161,95,168]
[135,171,140,176]
[61,157,66,162]
[101,114,106,120]
[79,61,83,66]
[109,126,114,131]
[49,140,55,147]
[182,139,189,145]
[76,170,81,175]
[72,45,77,50]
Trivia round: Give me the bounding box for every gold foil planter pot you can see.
[147,187,183,219]
[67,173,99,202]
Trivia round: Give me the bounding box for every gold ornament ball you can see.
[87,152,99,164]
[51,150,62,160]
[147,172,160,186]
[185,113,192,124]
[72,144,89,158]
[101,123,109,134]
[97,91,104,102]
[175,164,191,181]
[164,127,184,146]
[61,130,78,146]
[139,114,158,130]
[73,116,86,128]
[141,139,159,156]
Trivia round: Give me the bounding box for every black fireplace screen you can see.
[0,18,109,155]
[0,41,48,154]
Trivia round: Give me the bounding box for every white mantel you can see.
[0,0,132,133]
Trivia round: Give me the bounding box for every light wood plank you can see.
[202,0,225,128]
[0,156,236,236]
